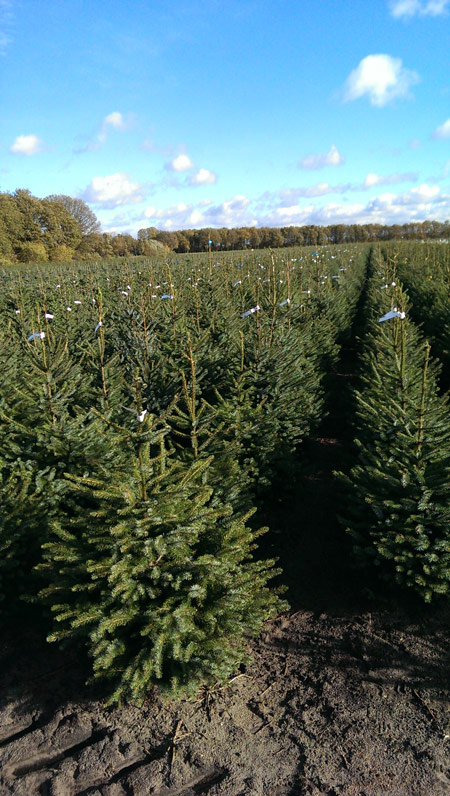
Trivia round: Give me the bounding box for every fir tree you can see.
[39,408,287,704]
[338,290,450,601]
[0,309,111,609]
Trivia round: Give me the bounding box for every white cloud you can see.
[143,201,197,228]
[433,118,450,139]
[365,173,381,187]
[390,0,449,16]
[97,111,126,143]
[188,168,217,186]
[10,134,44,155]
[259,184,449,227]
[343,54,419,106]
[424,0,450,13]
[363,172,418,187]
[205,196,252,225]
[166,153,193,172]
[408,183,441,200]
[298,145,345,170]
[299,182,333,196]
[74,111,130,153]
[390,0,421,16]
[103,111,125,129]
[82,173,146,208]
[257,174,417,210]
[142,195,253,230]
[144,201,190,219]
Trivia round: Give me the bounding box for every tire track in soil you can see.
[0,712,53,748]
[71,740,173,796]
[7,728,108,779]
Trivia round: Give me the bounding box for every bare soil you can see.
[1,596,450,796]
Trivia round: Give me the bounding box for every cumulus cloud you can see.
[389,0,449,16]
[188,168,217,186]
[97,111,126,143]
[74,111,130,153]
[363,172,418,187]
[365,173,385,187]
[143,201,199,228]
[343,54,419,106]
[259,184,448,228]
[10,134,44,155]
[204,196,252,225]
[142,195,253,230]
[295,182,336,196]
[298,145,345,170]
[433,118,450,139]
[267,184,446,226]
[166,153,193,172]
[257,173,417,210]
[81,173,146,208]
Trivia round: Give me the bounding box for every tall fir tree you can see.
[338,282,450,601]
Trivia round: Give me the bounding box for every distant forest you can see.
[1,189,449,263]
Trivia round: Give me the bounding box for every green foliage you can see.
[46,195,101,236]
[49,245,76,262]
[39,414,286,703]
[338,255,450,601]
[395,241,450,388]
[0,189,100,264]
[16,241,48,263]
[0,318,113,607]
[0,241,375,700]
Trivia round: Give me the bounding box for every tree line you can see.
[1,188,449,263]
[140,219,450,252]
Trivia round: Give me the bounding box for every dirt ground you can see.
[1,597,450,796]
[2,334,450,795]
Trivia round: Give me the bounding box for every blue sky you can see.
[1,0,449,233]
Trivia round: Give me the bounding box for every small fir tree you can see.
[39,408,287,703]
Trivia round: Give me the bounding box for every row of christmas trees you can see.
[0,244,366,702]
[339,244,450,602]
[395,240,450,390]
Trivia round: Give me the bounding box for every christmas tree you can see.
[338,278,450,601]
[39,407,287,703]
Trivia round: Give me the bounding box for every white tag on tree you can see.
[241,305,261,318]
[378,309,406,322]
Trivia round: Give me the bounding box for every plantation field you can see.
[1,240,450,794]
